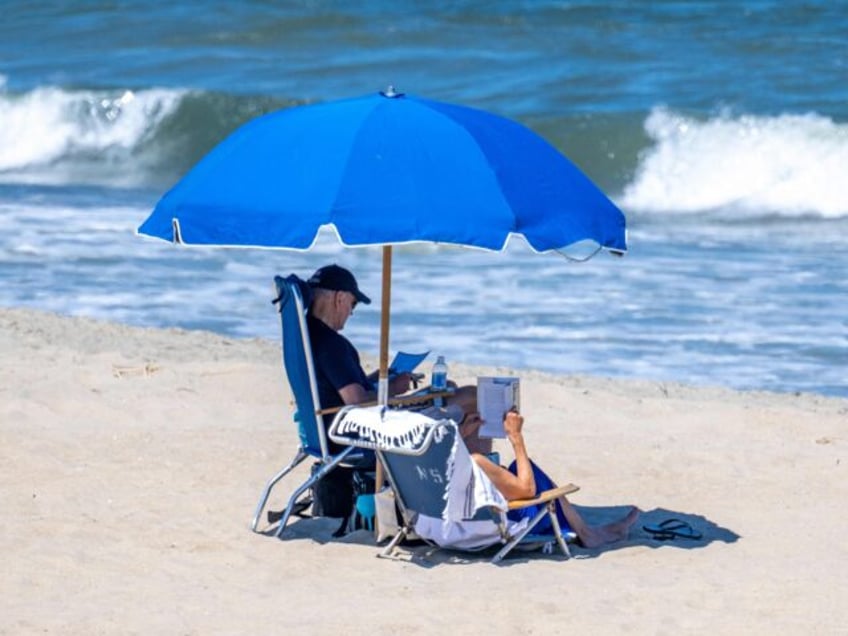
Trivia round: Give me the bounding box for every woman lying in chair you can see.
[459,406,640,549]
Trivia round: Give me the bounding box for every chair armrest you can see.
[317,390,454,416]
[507,483,579,510]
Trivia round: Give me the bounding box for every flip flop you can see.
[267,498,313,524]
[642,518,702,541]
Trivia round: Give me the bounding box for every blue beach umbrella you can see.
[138,87,627,401]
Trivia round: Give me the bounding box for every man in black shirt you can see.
[306,263,491,455]
[306,264,410,416]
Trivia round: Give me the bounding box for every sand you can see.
[2,307,846,634]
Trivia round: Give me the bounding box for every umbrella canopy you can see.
[138,88,627,401]
[139,88,626,254]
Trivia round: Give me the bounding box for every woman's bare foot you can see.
[577,507,640,549]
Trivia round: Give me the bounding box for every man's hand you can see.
[389,372,412,396]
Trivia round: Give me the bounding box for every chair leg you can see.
[273,482,314,538]
[492,502,573,563]
[250,448,307,532]
[491,506,549,564]
[274,446,357,538]
[546,504,573,559]
[378,526,409,559]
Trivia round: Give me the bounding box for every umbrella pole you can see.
[373,246,392,538]
[377,245,392,406]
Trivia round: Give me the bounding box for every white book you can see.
[477,376,520,439]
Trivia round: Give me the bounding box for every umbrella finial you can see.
[380,85,404,98]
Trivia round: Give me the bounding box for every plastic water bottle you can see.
[431,355,448,391]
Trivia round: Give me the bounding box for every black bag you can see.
[310,463,376,537]
[311,464,355,519]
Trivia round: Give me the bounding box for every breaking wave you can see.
[621,107,848,218]
[0,79,299,189]
[0,82,182,187]
[1,77,845,218]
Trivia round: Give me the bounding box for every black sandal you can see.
[267,498,313,524]
[643,518,702,541]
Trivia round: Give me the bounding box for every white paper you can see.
[477,376,520,438]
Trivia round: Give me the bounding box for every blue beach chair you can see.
[250,274,371,537]
[329,405,579,563]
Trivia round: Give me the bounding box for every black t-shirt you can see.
[307,313,371,415]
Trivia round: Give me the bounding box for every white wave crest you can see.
[0,84,184,178]
[621,107,848,218]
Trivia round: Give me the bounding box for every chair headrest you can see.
[272,274,314,309]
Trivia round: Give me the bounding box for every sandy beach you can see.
[2,306,846,634]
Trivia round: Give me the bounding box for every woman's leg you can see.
[555,497,640,549]
[472,409,640,547]
[473,452,639,547]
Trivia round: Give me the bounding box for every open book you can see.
[477,376,520,438]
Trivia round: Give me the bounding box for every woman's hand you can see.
[459,411,484,439]
[503,409,524,439]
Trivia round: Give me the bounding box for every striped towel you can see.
[331,405,434,452]
[443,431,508,522]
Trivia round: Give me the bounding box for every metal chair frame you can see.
[250,275,367,537]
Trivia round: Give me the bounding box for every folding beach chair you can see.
[329,405,580,563]
[250,274,372,537]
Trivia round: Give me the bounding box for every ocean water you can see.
[1,1,846,397]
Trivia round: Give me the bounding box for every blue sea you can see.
[1,1,846,397]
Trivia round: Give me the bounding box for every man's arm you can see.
[338,373,412,405]
[338,382,373,405]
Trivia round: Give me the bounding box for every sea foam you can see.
[621,107,848,218]
[0,83,183,185]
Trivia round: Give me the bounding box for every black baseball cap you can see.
[307,264,371,305]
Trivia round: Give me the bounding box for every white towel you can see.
[415,455,530,550]
[442,431,508,522]
[415,453,529,551]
